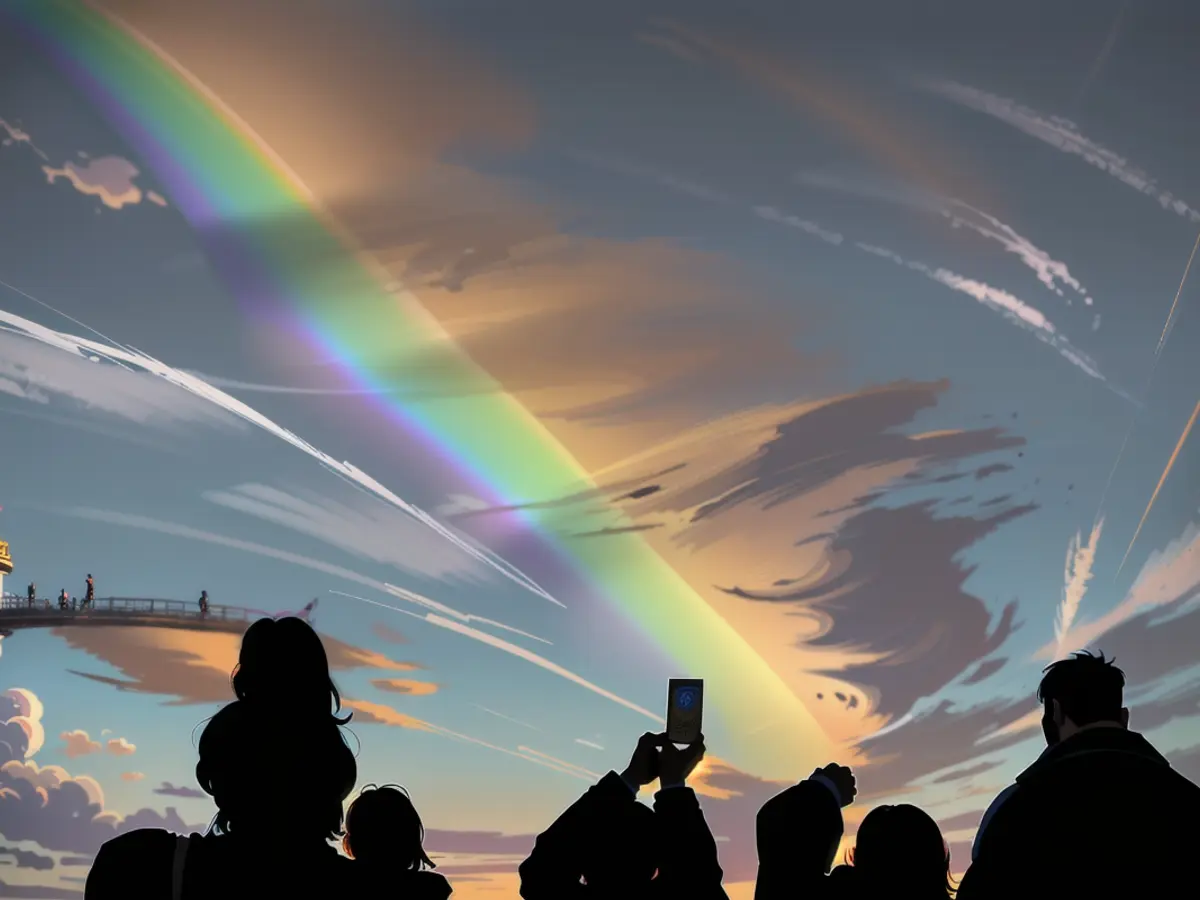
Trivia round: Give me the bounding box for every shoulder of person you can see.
[98,827,182,861]
[89,828,182,893]
[412,869,453,899]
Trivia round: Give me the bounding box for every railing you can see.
[0,595,255,625]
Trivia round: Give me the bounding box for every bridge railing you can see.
[0,595,254,623]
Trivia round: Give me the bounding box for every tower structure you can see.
[0,536,11,598]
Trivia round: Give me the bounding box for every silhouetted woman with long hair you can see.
[85,617,358,900]
[755,763,956,900]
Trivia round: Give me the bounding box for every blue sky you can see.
[1,0,1199,895]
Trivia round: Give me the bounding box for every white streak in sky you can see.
[473,705,542,732]
[753,205,844,245]
[331,590,665,724]
[912,80,1200,224]
[1055,519,1104,657]
[574,738,606,751]
[796,173,1094,305]
[854,243,1124,396]
[66,508,548,643]
[0,305,561,607]
[184,371,401,396]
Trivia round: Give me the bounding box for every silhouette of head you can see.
[1038,650,1128,746]
[231,617,349,723]
[342,784,435,870]
[196,698,356,842]
[849,804,954,898]
[577,800,658,890]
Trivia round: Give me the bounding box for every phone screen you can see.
[666,678,704,745]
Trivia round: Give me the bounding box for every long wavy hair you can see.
[846,804,957,898]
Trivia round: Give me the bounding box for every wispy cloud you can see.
[65,508,545,646]
[854,243,1119,393]
[0,304,557,605]
[58,508,657,723]
[912,80,1200,224]
[1055,519,1104,657]
[183,371,401,396]
[570,153,1114,393]
[0,116,48,160]
[473,705,542,732]
[795,172,1095,305]
[753,205,844,244]
[574,738,605,751]
[204,483,486,583]
[332,590,664,723]
[634,31,702,63]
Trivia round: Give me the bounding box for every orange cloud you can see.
[371,622,409,644]
[370,678,439,696]
[106,737,136,756]
[120,771,144,782]
[52,625,423,705]
[342,698,436,732]
[59,730,101,758]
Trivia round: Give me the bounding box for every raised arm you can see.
[519,735,662,900]
[754,764,856,900]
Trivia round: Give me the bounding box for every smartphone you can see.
[666,678,704,745]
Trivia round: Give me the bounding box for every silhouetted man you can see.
[199,590,209,617]
[85,574,94,609]
[519,732,727,899]
[59,589,69,611]
[959,650,1200,899]
[27,582,35,608]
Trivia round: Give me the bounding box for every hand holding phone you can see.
[621,732,661,788]
[666,678,704,745]
[659,736,705,787]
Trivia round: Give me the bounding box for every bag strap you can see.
[172,834,191,900]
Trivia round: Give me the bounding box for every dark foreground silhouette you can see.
[83,617,1200,900]
[957,651,1200,899]
[519,732,728,899]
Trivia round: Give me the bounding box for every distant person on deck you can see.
[519,731,727,900]
[755,763,954,900]
[58,589,68,611]
[343,784,451,900]
[958,650,1200,899]
[27,582,35,608]
[199,590,209,617]
[85,573,94,608]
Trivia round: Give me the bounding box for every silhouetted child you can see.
[343,784,451,900]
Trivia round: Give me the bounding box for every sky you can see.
[1,0,1199,896]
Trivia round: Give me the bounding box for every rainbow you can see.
[6,0,830,778]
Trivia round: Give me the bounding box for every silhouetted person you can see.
[26,582,35,608]
[58,589,68,611]
[343,784,451,900]
[85,573,94,608]
[199,590,210,617]
[520,732,727,900]
[232,616,349,722]
[959,650,1200,899]
[86,616,359,900]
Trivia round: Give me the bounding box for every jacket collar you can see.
[1017,727,1169,783]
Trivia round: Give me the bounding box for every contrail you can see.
[1055,519,1104,657]
[1090,229,1200,525]
[1074,0,1132,112]
[331,589,665,723]
[184,371,402,397]
[1157,228,1200,355]
[0,297,561,606]
[1116,399,1200,577]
